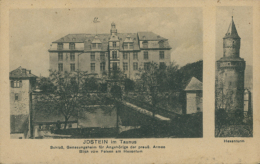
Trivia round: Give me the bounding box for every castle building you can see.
[216,16,246,114]
[10,67,37,139]
[48,23,172,79]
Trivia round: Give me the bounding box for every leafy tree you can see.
[35,70,95,129]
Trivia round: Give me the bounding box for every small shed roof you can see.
[185,77,202,91]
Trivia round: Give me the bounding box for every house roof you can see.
[9,66,37,79]
[53,34,90,43]
[224,16,240,39]
[53,31,171,51]
[185,77,202,91]
[137,32,167,41]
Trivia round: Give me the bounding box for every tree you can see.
[35,70,93,129]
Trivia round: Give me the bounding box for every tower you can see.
[110,22,117,35]
[216,16,246,114]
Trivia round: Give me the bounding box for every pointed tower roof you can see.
[224,16,240,39]
[185,77,202,91]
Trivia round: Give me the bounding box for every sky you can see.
[9,8,203,77]
[216,6,253,66]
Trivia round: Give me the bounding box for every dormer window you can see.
[124,43,134,49]
[69,43,75,50]
[142,41,148,48]
[58,43,63,50]
[92,43,97,49]
[159,40,164,48]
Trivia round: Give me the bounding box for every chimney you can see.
[29,70,31,74]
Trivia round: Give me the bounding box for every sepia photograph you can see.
[215,6,253,137]
[9,7,203,139]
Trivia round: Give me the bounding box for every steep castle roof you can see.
[224,16,240,39]
[185,77,202,91]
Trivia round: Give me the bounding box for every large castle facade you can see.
[216,16,246,114]
[48,23,172,79]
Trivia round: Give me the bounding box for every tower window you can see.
[112,62,118,71]
[112,51,117,59]
[113,42,116,47]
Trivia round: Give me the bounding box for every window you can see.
[113,42,116,47]
[70,63,75,71]
[92,43,96,49]
[15,93,19,100]
[91,63,95,71]
[133,62,138,70]
[98,43,101,49]
[11,80,22,88]
[100,62,105,71]
[112,51,117,59]
[159,62,166,69]
[124,43,128,49]
[58,53,63,61]
[123,53,128,60]
[123,62,128,71]
[91,52,95,61]
[159,41,164,48]
[129,43,133,49]
[159,51,164,59]
[143,51,148,59]
[133,52,138,60]
[100,52,105,60]
[144,62,150,70]
[70,53,75,61]
[142,41,148,48]
[58,63,63,71]
[58,43,63,50]
[69,43,75,50]
[112,62,117,71]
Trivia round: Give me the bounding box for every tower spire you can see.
[224,16,240,38]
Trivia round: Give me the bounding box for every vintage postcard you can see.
[0,0,259,163]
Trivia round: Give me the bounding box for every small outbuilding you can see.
[184,77,203,114]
